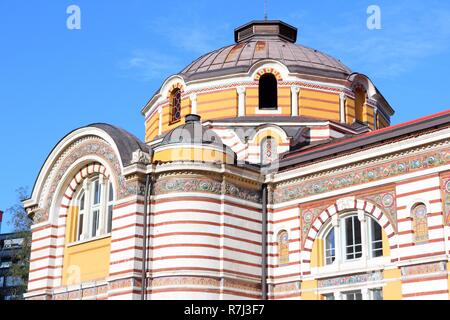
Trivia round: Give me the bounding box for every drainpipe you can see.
[261,184,268,300]
[141,173,152,300]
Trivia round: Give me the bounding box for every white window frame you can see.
[76,191,86,241]
[342,215,363,262]
[73,174,115,243]
[321,285,384,301]
[321,212,385,270]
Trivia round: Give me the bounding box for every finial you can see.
[264,0,268,20]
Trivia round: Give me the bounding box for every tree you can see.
[5,187,33,299]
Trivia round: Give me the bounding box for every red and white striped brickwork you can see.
[108,195,146,300]
[396,174,449,300]
[268,129,450,300]
[147,173,263,300]
[27,163,112,299]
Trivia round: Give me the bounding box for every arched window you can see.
[259,74,278,110]
[354,87,366,122]
[412,203,429,243]
[324,214,384,265]
[261,137,278,165]
[75,175,115,242]
[170,88,182,123]
[277,230,289,265]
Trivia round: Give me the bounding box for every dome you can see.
[161,114,225,147]
[154,114,236,164]
[179,20,352,81]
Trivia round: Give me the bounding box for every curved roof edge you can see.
[24,123,150,208]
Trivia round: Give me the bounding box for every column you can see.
[237,86,246,117]
[81,179,91,241]
[339,93,346,124]
[291,86,300,116]
[373,107,378,130]
[361,287,370,300]
[358,210,368,266]
[332,215,341,269]
[98,175,108,235]
[190,93,198,115]
[158,107,163,136]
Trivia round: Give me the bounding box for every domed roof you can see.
[161,114,225,147]
[179,20,352,81]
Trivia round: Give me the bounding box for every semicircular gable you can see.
[24,124,151,224]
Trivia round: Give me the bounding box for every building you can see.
[22,20,450,300]
[0,232,26,300]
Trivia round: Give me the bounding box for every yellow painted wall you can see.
[299,89,340,122]
[154,146,234,164]
[346,97,356,124]
[383,269,402,300]
[301,280,320,300]
[62,237,111,285]
[144,85,390,143]
[382,229,391,257]
[448,262,450,300]
[145,89,238,143]
[310,238,324,268]
[61,206,111,286]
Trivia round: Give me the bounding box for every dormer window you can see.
[259,74,278,110]
[170,88,182,123]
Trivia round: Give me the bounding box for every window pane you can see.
[79,193,85,211]
[325,228,335,265]
[344,290,363,300]
[77,214,84,240]
[93,181,101,205]
[354,217,361,245]
[371,289,383,300]
[345,217,353,246]
[107,205,113,234]
[171,89,181,122]
[109,182,114,202]
[345,217,355,259]
[323,293,335,300]
[371,219,383,258]
[259,74,278,109]
[92,210,100,237]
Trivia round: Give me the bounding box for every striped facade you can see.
[22,20,450,300]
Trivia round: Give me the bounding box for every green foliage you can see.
[5,187,32,299]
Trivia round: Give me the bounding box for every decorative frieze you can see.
[151,277,221,288]
[401,262,446,277]
[318,272,383,289]
[155,176,261,203]
[155,177,222,196]
[274,144,450,204]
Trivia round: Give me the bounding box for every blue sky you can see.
[0,0,449,233]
